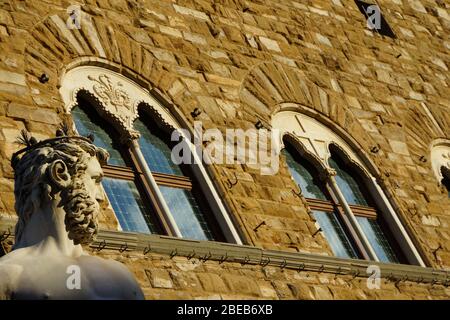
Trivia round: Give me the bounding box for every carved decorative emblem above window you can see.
[87,74,134,129]
[88,74,132,113]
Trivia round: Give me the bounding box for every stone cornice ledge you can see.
[92,229,449,286]
[0,220,448,286]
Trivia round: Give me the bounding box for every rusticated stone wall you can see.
[84,248,450,300]
[0,0,449,299]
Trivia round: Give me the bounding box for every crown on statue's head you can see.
[11,123,104,169]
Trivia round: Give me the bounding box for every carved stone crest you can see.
[88,74,133,122]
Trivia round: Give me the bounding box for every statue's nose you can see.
[95,186,106,202]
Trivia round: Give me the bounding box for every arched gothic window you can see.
[273,108,425,266]
[60,66,242,244]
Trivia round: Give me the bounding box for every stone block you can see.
[312,286,334,300]
[288,283,315,300]
[160,26,182,38]
[169,270,202,291]
[183,31,207,46]
[389,140,410,155]
[315,33,332,47]
[6,104,59,124]
[222,274,261,296]
[259,37,281,52]
[145,269,174,289]
[173,4,209,21]
[197,273,228,293]
[0,70,26,86]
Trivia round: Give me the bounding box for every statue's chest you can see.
[13,258,126,299]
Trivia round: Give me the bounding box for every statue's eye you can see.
[93,175,103,184]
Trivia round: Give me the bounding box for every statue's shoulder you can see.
[0,259,24,299]
[82,256,144,299]
[101,258,145,299]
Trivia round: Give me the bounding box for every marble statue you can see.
[0,130,144,299]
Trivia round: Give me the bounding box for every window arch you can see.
[273,108,425,266]
[60,65,242,244]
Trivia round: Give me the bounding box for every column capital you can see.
[120,130,141,147]
[319,168,337,181]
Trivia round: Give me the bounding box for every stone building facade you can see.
[0,0,449,299]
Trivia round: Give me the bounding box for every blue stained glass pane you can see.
[72,106,126,166]
[283,149,328,200]
[102,177,158,234]
[159,186,214,241]
[313,210,359,259]
[356,216,399,263]
[134,119,183,175]
[328,156,369,206]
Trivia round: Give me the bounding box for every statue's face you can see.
[83,157,106,206]
[63,156,105,245]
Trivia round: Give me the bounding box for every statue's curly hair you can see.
[12,137,109,245]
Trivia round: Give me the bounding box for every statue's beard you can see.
[61,179,99,245]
